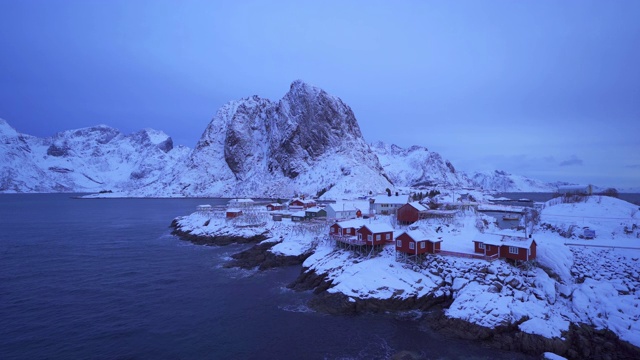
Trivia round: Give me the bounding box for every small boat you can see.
[503,214,520,221]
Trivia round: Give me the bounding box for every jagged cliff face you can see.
[0,119,187,193]
[166,80,391,198]
[371,142,472,188]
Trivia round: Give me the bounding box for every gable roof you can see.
[332,219,367,229]
[399,228,443,243]
[360,223,394,234]
[305,207,325,213]
[474,233,534,248]
[327,200,369,212]
[371,194,409,205]
[291,210,307,217]
[405,202,429,211]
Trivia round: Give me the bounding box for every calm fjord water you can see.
[0,194,531,359]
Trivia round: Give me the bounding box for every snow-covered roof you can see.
[371,194,409,205]
[226,208,242,213]
[267,203,282,207]
[291,198,315,204]
[406,202,429,211]
[305,207,324,213]
[291,210,307,217]
[400,228,443,243]
[361,223,394,234]
[328,200,369,212]
[474,233,534,248]
[332,219,367,229]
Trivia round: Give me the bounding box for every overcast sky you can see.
[1,0,638,188]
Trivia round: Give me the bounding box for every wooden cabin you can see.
[356,223,394,246]
[472,234,536,262]
[305,207,327,219]
[226,209,243,218]
[395,228,442,262]
[266,203,284,211]
[291,211,307,222]
[289,198,317,210]
[396,202,429,225]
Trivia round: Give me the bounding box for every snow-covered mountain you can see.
[0,118,189,193]
[468,170,564,193]
[130,80,393,198]
[1,80,570,197]
[370,142,471,188]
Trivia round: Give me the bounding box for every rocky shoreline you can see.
[171,227,640,360]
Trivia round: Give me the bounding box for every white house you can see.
[326,200,370,219]
[369,194,410,215]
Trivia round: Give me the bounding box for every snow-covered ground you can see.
[174,195,640,347]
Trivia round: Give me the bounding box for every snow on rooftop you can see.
[361,223,394,233]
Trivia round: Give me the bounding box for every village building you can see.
[226,209,243,219]
[472,233,536,262]
[305,207,327,219]
[355,223,394,246]
[325,200,369,219]
[291,210,307,222]
[266,203,284,211]
[289,198,317,210]
[369,194,410,215]
[395,228,442,262]
[396,202,429,225]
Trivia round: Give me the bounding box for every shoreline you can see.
[170,222,640,360]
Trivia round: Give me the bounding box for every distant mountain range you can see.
[1,80,580,197]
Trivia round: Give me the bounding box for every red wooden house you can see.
[226,209,243,218]
[396,202,429,225]
[329,219,365,238]
[395,228,442,262]
[472,234,536,262]
[356,223,394,246]
[266,203,284,211]
[289,198,317,210]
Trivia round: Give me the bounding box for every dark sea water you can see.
[0,194,533,359]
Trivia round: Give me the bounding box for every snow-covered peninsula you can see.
[171,194,640,359]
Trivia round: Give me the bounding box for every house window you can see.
[409,242,415,250]
[375,234,381,241]
[368,235,373,241]
[347,228,351,234]
[358,234,362,241]
[386,233,390,240]
[509,246,519,254]
[478,243,485,250]
[420,242,425,249]
[396,240,402,247]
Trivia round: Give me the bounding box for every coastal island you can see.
[170,192,640,359]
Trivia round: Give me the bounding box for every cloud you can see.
[559,155,584,167]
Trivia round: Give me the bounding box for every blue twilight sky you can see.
[1,0,639,188]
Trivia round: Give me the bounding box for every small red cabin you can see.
[473,234,536,261]
[289,198,316,210]
[329,219,364,237]
[356,224,394,246]
[396,202,429,225]
[395,228,442,261]
[226,209,243,218]
[266,203,283,211]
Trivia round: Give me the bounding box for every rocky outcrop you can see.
[432,315,640,360]
[169,218,269,246]
[224,240,313,270]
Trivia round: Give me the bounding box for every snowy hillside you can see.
[469,170,561,192]
[370,142,471,188]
